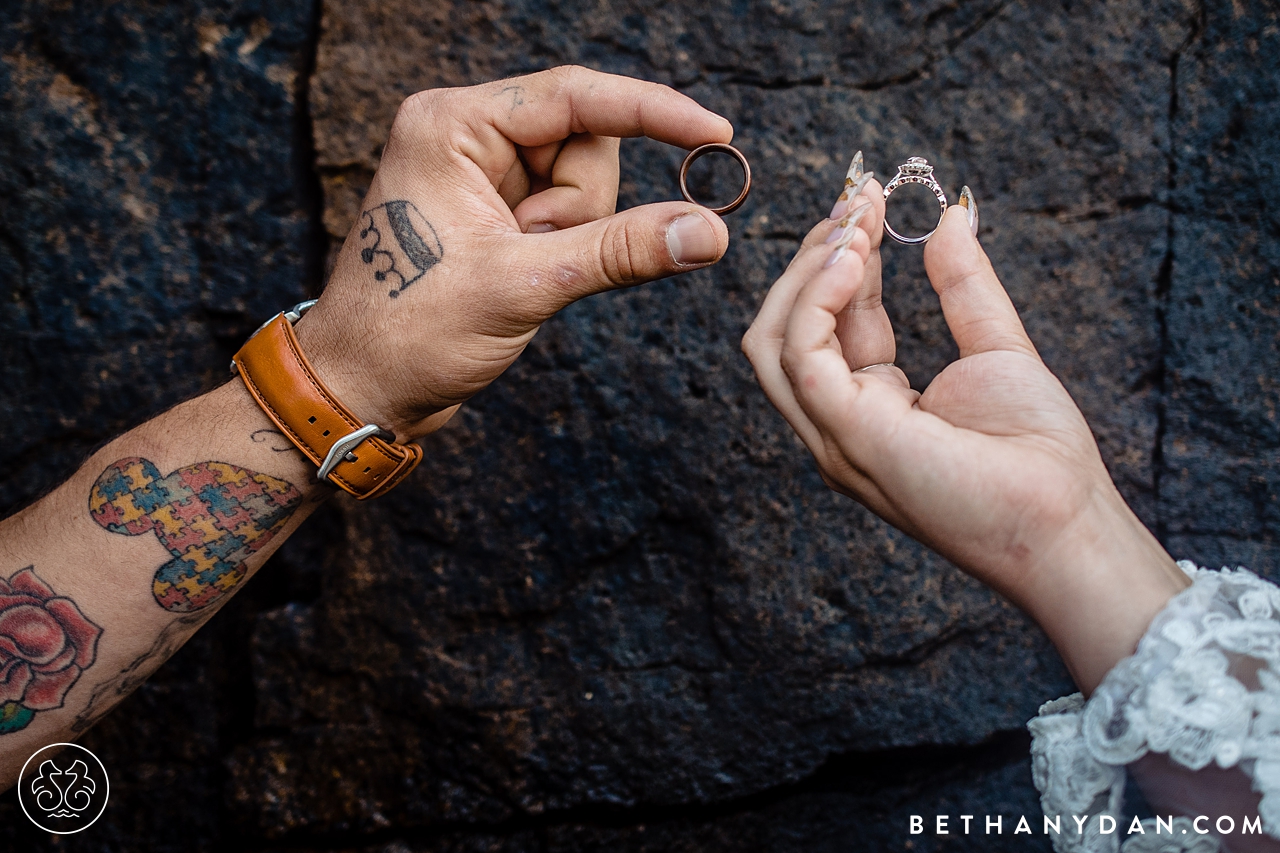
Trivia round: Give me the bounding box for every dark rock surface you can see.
[1,1,1277,851]
[1162,0,1280,566]
[0,1,321,851]
[0,0,322,514]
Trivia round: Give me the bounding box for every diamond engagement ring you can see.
[882,157,948,245]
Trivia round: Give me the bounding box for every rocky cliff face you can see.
[1,1,1277,851]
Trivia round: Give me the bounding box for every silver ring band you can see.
[882,157,947,245]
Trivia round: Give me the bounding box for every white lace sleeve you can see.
[1028,561,1280,853]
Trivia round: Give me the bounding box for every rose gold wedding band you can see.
[679,143,752,215]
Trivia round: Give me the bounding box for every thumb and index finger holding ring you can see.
[475,66,745,225]
[328,65,750,336]
[786,154,1039,388]
[745,146,1051,486]
[467,67,759,317]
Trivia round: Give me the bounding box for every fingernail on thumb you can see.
[526,222,557,234]
[667,213,719,266]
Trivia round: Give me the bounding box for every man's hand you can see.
[742,190,1189,693]
[0,67,733,787]
[296,66,735,440]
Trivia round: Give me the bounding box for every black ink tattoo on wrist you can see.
[89,458,301,612]
[249,428,296,452]
[71,612,203,734]
[0,566,102,735]
[358,200,443,298]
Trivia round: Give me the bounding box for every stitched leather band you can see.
[232,315,422,499]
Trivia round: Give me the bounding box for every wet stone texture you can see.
[1,1,1277,851]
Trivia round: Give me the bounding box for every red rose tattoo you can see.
[0,567,102,735]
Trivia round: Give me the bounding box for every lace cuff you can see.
[1028,561,1280,852]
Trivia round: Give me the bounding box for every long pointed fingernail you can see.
[958,186,979,237]
[822,202,872,267]
[824,200,874,244]
[828,151,865,219]
[828,171,875,221]
[823,244,847,268]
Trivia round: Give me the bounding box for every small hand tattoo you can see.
[0,566,102,735]
[498,85,525,116]
[358,200,443,298]
[249,428,295,452]
[89,458,301,612]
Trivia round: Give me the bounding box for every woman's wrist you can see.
[1020,484,1190,695]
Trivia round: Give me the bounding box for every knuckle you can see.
[779,343,803,381]
[544,65,595,129]
[851,290,883,312]
[740,328,759,360]
[599,220,644,286]
[539,64,582,96]
[396,90,435,125]
[554,63,588,81]
[389,91,444,147]
[931,263,985,298]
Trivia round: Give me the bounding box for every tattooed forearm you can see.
[88,458,302,612]
[0,567,102,735]
[359,200,443,298]
[70,612,203,734]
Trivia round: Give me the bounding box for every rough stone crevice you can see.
[298,0,329,298]
[27,25,92,103]
[706,70,830,90]
[210,4,331,851]
[0,225,31,316]
[859,619,995,670]
[1152,1,1207,543]
[854,0,1012,91]
[1015,196,1163,222]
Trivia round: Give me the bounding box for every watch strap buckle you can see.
[232,306,422,500]
[317,423,397,482]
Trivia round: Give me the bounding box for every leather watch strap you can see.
[232,311,421,499]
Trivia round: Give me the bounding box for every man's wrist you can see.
[199,379,330,497]
[291,306,454,443]
[231,309,426,499]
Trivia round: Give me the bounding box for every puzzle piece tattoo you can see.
[359,200,443,298]
[88,458,301,612]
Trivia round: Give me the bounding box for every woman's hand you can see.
[296,66,734,439]
[742,174,1189,692]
